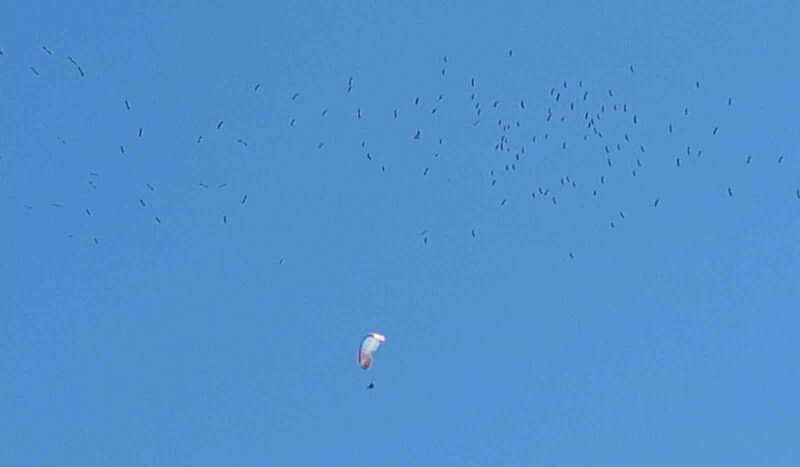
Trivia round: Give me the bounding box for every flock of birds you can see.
[4,45,798,258]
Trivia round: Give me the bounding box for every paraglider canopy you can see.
[358,333,386,369]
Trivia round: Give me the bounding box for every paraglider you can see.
[358,333,386,370]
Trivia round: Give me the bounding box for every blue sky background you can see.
[2,1,799,465]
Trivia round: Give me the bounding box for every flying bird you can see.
[217,121,223,129]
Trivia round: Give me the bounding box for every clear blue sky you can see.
[3,1,799,465]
